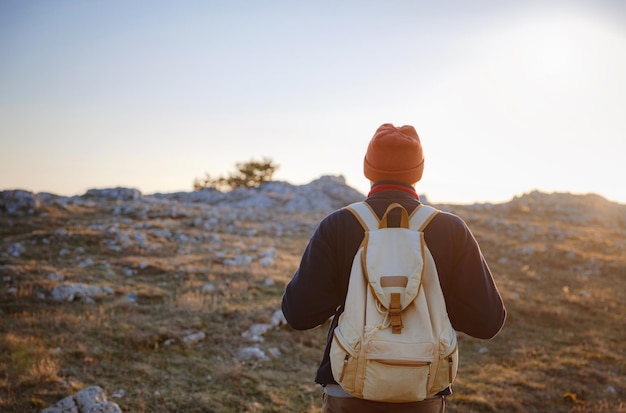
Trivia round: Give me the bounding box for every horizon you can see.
[2,173,624,207]
[1,1,625,206]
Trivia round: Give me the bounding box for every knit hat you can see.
[363,123,425,184]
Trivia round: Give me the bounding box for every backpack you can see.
[329,201,458,402]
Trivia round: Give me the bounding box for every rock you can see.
[76,258,94,268]
[110,389,126,398]
[51,283,114,303]
[84,187,142,201]
[182,331,206,346]
[270,309,286,326]
[0,189,40,214]
[267,347,282,358]
[7,242,26,257]
[223,254,254,266]
[41,395,78,413]
[242,323,273,342]
[147,175,364,214]
[47,273,65,281]
[242,310,287,342]
[40,386,122,413]
[237,346,269,362]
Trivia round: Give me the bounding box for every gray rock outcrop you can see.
[40,386,122,413]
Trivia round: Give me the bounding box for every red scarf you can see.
[368,183,419,200]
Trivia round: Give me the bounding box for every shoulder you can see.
[429,209,470,230]
[425,209,478,246]
[314,205,363,236]
[321,205,361,225]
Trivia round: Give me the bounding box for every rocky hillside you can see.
[1,176,625,412]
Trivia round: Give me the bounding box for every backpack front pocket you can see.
[362,355,431,402]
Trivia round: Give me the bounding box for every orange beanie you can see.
[363,123,425,184]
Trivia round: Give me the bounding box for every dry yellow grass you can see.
[0,191,624,412]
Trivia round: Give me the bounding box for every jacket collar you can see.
[368,182,419,200]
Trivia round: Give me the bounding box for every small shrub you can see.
[194,158,279,191]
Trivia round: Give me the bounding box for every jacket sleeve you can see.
[428,213,506,339]
[281,217,346,330]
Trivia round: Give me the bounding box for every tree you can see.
[194,158,279,191]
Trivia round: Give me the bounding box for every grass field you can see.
[1,190,624,412]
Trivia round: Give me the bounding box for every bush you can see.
[194,158,279,191]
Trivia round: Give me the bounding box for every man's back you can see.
[281,123,506,412]
[282,189,506,384]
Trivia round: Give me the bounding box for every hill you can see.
[1,176,624,412]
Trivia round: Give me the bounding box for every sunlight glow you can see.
[0,2,624,204]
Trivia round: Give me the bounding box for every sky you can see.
[1,0,625,204]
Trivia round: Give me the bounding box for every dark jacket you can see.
[281,189,506,385]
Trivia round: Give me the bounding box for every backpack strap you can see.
[409,204,439,231]
[345,202,379,231]
[380,203,410,229]
[347,202,439,232]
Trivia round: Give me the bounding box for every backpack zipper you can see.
[333,329,356,383]
[370,358,430,368]
[340,354,349,382]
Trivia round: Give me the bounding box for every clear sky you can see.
[1,0,625,204]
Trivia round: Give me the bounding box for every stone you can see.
[40,386,122,413]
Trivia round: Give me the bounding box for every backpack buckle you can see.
[390,293,403,334]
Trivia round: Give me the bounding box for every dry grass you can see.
[1,194,625,412]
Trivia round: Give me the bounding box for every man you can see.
[282,123,506,412]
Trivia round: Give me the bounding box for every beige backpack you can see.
[329,201,458,402]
